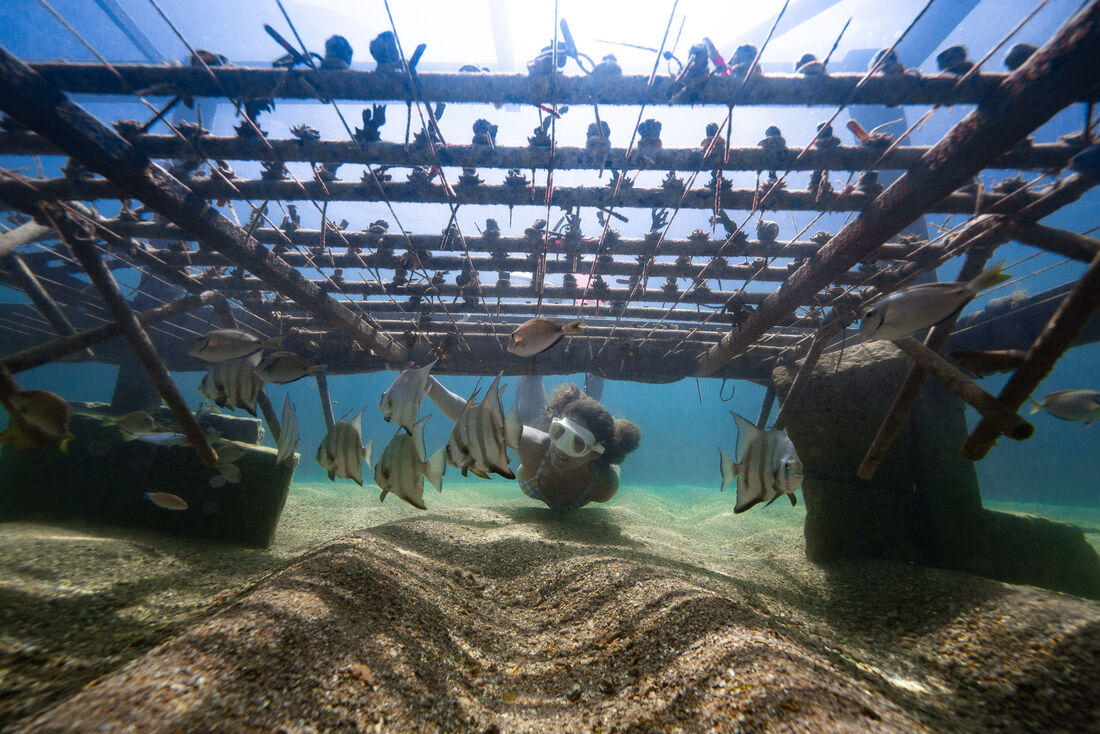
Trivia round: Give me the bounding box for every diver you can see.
[424,374,640,512]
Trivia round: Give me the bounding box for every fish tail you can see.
[565,320,583,333]
[426,447,446,492]
[121,432,141,442]
[719,448,736,492]
[264,336,286,350]
[58,432,75,455]
[1028,397,1042,415]
[967,261,1012,293]
[362,439,373,468]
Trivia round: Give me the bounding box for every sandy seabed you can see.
[1,480,1098,732]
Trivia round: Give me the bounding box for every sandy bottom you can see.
[1,481,1099,732]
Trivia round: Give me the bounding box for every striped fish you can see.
[719,410,804,514]
[445,373,523,479]
[277,394,299,465]
[316,407,373,485]
[375,416,446,510]
[198,352,264,415]
[379,360,437,435]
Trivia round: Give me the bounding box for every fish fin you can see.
[789,492,797,507]
[565,320,583,333]
[426,447,446,492]
[729,410,761,463]
[764,494,780,508]
[719,448,736,492]
[361,438,373,468]
[58,433,74,455]
[327,469,336,482]
[470,467,490,479]
[411,416,429,462]
[121,431,141,441]
[264,336,286,350]
[379,489,388,503]
[966,261,1012,293]
[733,490,764,514]
[219,462,242,483]
[505,406,523,450]
[1028,397,1042,415]
[493,462,515,480]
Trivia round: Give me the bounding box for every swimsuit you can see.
[519,448,603,513]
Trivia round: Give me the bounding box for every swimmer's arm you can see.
[586,464,620,503]
[517,426,549,468]
[424,377,468,422]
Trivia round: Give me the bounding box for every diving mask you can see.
[548,416,604,458]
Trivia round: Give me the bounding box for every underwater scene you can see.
[1,0,1099,731]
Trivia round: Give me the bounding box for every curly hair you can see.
[544,383,641,467]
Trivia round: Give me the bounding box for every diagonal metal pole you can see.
[2,290,219,374]
[0,45,407,364]
[696,1,1100,376]
[2,252,94,360]
[39,205,218,466]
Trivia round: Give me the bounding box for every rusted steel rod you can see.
[1008,220,1100,263]
[2,252,93,359]
[55,215,218,466]
[316,373,335,432]
[101,221,924,261]
[756,384,775,429]
[858,248,995,480]
[696,3,1100,376]
[0,46,408,365]
[892,336,1033,441]
[24,64,1053,106]
[1,177,1000,215]
[772,327,834,431]
[0,132,1078,173]
[962,245,1100,460]
[1,290,219,374]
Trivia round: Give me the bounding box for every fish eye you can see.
[863,308,876,319]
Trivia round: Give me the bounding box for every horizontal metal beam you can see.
[0,132,1078,173]
[26,64,1077,107]
[3,177,1001,214]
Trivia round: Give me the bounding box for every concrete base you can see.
[774,341,1100,599]
[0,409,295,547]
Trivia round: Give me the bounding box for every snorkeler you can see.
[424,375,640,512]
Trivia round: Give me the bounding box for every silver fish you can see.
[135,431,189,446]
[379,360,437,434]
[1029,389,1100,425]
[198,352,264,415]
[506,318,583,357]
[103,410,157,439]
[145,492,188,511]
[859,263,1011,341]
[719,410,804,514]
[445,373,523,479]
[277,394,299,466]
[316,408,373,485]
[375,416,446,510]
[188,328,284,363]
[255,351,326,384]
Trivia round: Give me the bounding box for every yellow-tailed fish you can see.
[254,351,326,384]
[188,328,284,363]
[3,389,75,453]
[1029,389,1100,426]
[506,318,583,357]
[859,263,1011,342]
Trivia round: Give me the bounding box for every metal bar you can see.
[697,3,1100,376]
[756,383,776,429]
[1,289,219,374]
[857,247,994,479]
[91,0,166,63]
[2,252,93,359]
[772,326,835,430]
[98,221,925,260]
[0,47,408,364]
[256,390,281,444]
[316,373,335,431]
[24,64,1052,107]
[892,336,1033,441]
[961,245,1100,460]
[1008,220,1100,263]
[0,177,1005,214]
[0,132,1077,172]
[53,212,218,466]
